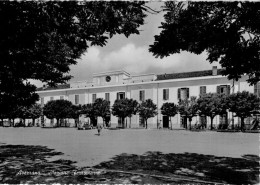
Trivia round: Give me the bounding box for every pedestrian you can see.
[97,124,102,136]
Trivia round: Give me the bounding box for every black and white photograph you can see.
[0,1,259,184]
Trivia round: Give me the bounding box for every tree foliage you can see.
[138,99,157,129]
[43,99,72,127]
[178,96,198,130]
[197,93,228,130]
[112,99,131,128]
[82,103,97,126]
[69,104,82,127]
[94,98,110,127]
[0,1,147,110]
[227,91,260,131]
[150,2,260,85]
[161,102,178,129]
[127,99,139,128]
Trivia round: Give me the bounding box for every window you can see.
[60,96,64,100]
[163,89,169,100]
[117,92,125,100]
[200,86,206,95]
[139,90,145,101]
[178,88,189,100]
[41,97,44,107]
[254,82,260,97]
[105,93,110,101]
[92,94,97,103]
[217,85,230,95]
[75,95,79,105]
[50,97,54,101]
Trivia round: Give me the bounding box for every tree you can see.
[138,99,157,129]
[82,104,97,127]
[69,105,82,127]
[27,104,42,126]
[161,102,178,129]
[127,99,139,128]
[112,99,130,128]
[0,1,148,113]
[43,99,72,127]
[197,93,228,130]
[178,97,198,130]
[94,98,110,127]
[227,91,260,131]
[150,2,260,85]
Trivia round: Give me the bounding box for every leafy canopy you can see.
[0,1,147,110]
[178,96,198,118]
[227,91,260,118]
[150,2,260,85]
[161,102,178,117]
[197,93,228,119]
[138,99,157,121]
[112,98,131,119]
[43,99,72,120]
[94,98,110,120]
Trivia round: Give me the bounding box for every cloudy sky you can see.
[33,2,220,87]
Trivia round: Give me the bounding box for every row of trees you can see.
[1,91,259,130]
[176,91,260,131]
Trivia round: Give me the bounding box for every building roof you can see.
[36,84,70,91]
[156,69,224,81]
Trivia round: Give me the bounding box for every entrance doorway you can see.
[181,116,187,129]
[163,116,169,128]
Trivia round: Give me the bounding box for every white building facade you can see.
[36,67,260,129]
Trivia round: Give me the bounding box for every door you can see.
[163,116,169,128]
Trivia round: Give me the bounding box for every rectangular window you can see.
[178,88,189,100]
[163,89,169,100]
[139,90,145,101]
[254,82,260,97]
[60,96,64,100]
[41,97,44,107]
[92,94,96,103]
[75,95,79,105]
[105,93,110,102]
[200,86,206,95]
[117,92,125,100]
[217,85,230,95]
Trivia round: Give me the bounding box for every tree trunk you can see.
[122,117,125,128]
[170,117,172,130]
[241,117,245,131]
[129,117,132,128]
[189,117,192,130]
[12,119,15,127]
[56,118,59,127]
[145,119,148,129]
[210,117,214,130]
[23,118,26,127]
[32,119,35,127]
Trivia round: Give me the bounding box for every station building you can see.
[36,66,260,129]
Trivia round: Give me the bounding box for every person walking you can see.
[97,124,102,136]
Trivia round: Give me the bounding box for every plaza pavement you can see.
[0,127,259,183]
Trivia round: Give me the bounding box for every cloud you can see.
[69,43,221,82]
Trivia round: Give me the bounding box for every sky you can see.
[33,2,220,87]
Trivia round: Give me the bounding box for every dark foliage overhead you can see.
[0,1,147,111]
[150,2,260,85]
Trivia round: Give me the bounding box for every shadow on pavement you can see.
[94,151,260,184]
[0,144,259,184]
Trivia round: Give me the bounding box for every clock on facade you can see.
[106,76,111,82]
